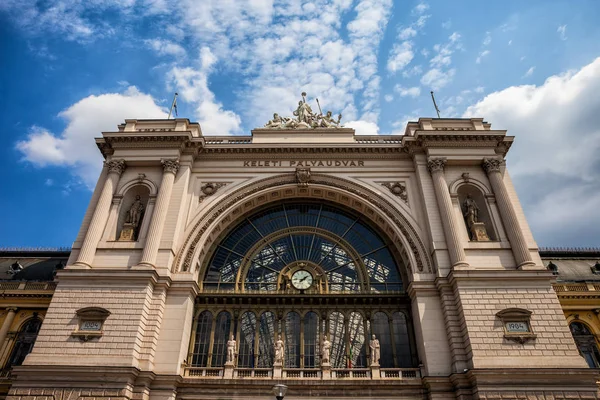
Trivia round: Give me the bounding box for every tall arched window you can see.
[570,322,600,368]
[372,312,393,368]
[392,312,412,368]
[211,311,232,367]
[257,312,276,368]
[284,312,301,368]
[7,317,42,368]
[348,312,367,368]
[329,311,347,368]
[238,312,256,368]
[190,311,213,367]
[304,312,320,368]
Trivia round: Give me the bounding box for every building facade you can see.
[4,112,600,399]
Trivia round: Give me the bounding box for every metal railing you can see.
[0,281,57,291]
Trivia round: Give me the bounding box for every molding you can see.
[174,173,433,276]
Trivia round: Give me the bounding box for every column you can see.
[139,159,180,268]
[482,158,536,268]
[74,160,126,268]
[427,158,468,269]
[0,308,17,350]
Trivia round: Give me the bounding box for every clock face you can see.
[291,269,313,290]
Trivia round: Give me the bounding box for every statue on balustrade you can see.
[274,334,284,365]
[369,334,380,366]
[321,336,331,364]
[226,334,236,365]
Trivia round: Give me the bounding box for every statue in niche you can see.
[321,336,331,364]
[126,195,145,227]
[369,334,380,366]
[119,195,145,241]
[462,194,490,241]
[463,194,479,229]
[226,334,236,364]
[274,334,284,365]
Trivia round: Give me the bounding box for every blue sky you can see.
[1,0,600,248]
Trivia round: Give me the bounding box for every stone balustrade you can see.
[182,366,421,380]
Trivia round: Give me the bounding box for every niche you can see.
[457,184,496,241]
[117,185,149,241]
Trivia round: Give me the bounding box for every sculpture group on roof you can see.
[264,92,343,129]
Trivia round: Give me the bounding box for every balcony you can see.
[183,366,421,381]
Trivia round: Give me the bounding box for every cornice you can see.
[402,132,514,157]
[201,145,405,156]
[96,132,203,158]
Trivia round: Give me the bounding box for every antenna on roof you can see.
[430,91,441,118]
[167,92,179,119]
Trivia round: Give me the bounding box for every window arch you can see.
[570,321,600,368]
[190,311,212,367]
[6,317,42,369]
[204,203,405,293]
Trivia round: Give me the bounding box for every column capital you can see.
[427,157,447,174]
[104,159,126,175]
[482,158,503,174]
[161,158,180,175]
[6,307,18,313]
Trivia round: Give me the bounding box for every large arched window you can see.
[204,203,405,293]
[7,317,42,368]
[570,322,600,368]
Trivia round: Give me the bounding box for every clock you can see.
[291,269,313,290]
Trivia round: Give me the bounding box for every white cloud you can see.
[523,66,535,77]
[557,24,567,40]
[476,50,490,64]
[474,86,485,93]
[387,41,414,73]
[398,27,417,40]
[394,85,421,98]
[168,47,241,135]
[45,178,54,187]
[413,2,429,15]
[144,39,186,57]
[345,120,379,135]
[508,39,513,45]
[16,86,167,187]
[441,20,451,29]
[384,94,394,102]
[402,65,423,78]
[420,68,456,90]
[463,57,600,245]
[482,31,491,46]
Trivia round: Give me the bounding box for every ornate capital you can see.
[427,157,446,174]
[104,159,126,175]
[162,158,180,175]
[482,158,503,174]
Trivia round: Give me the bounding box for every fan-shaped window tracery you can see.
[204,203,405,292]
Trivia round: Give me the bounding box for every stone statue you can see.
[319,111,342,128]
[321,336,331,364]
[261,92,343,129]
[293,99,314,125]
[463,194,479,229]
[126,195,144,228]
[265,113,283,128]
[226,333,236,364]
[274,334,284,364]
[369,334,380,365]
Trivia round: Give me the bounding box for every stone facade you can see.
[2,117,598,399]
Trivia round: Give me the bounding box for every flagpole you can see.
[167,92,178,119]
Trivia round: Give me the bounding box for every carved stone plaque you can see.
[505,321,529,333]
